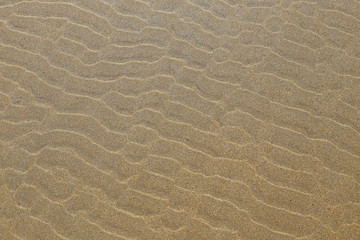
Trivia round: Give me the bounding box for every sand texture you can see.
[1,0,360,239]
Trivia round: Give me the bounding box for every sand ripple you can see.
[1,0,360,239]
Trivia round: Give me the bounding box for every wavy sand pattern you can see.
[1,0,360,239]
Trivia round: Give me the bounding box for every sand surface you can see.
[1,0,360,239]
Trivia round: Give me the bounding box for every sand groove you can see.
[1,0,360,239]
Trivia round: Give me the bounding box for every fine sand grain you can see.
[1,0,360,239]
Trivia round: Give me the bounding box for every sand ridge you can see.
[0,0,360,239]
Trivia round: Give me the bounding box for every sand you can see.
[0,0,360,239]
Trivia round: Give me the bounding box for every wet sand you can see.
[1,0,360,239]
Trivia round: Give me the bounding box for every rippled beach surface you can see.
[1,0,360,239]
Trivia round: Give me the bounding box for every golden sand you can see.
[1,0,360,239]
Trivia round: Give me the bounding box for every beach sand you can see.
[1,0,360,239]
